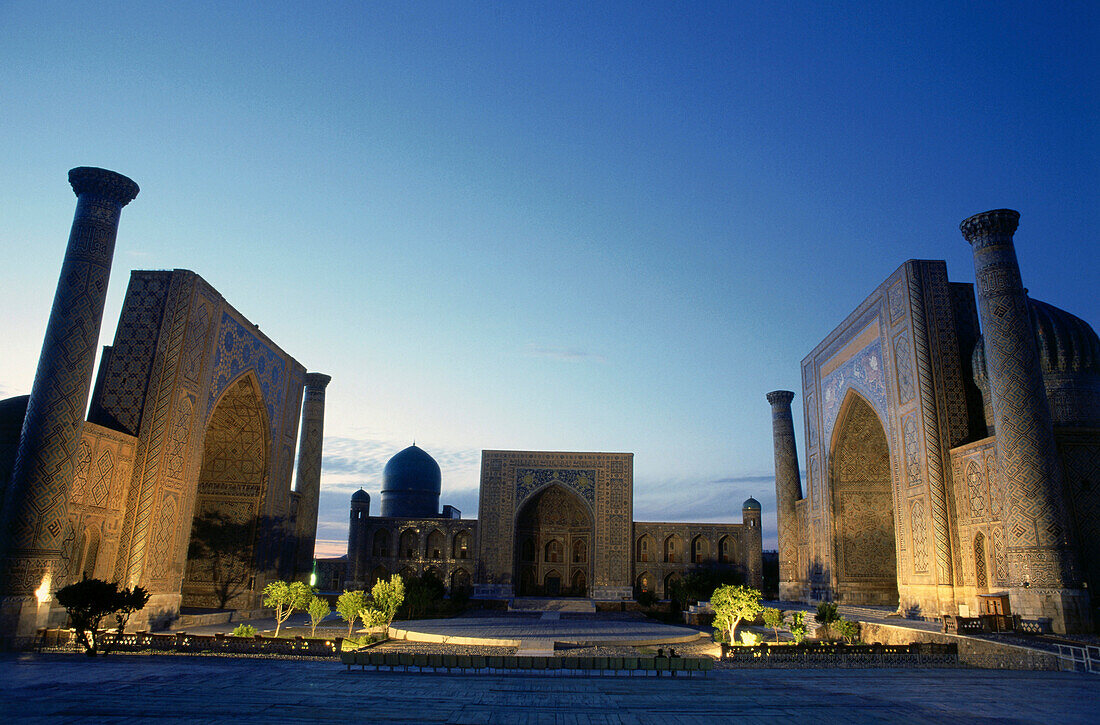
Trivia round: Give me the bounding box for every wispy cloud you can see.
[524,343,607,364]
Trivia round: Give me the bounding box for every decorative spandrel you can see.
[516,468,596,507]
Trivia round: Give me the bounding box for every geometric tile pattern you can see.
[963,209,1078,589]
[1,169,136,597]
[767,391,802,589]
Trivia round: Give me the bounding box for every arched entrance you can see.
[182,374,269,609]
[830,393,898,605]
[514,484,592,597]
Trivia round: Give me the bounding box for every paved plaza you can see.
[3,652,1098,724]
[389,612,706,649]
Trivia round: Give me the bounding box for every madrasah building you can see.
[769,209,1099,633]
[329,446,763,602]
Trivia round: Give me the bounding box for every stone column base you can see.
[1010,586,1091,634]
[0,595,52,650]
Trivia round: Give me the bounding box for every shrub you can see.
[370,575,405,634]
[835,618,860,644]
[739,630,761,646]
[232,624,257,638]
[814,601,840,641]
[637,590,658,608]
[789,611,807,644]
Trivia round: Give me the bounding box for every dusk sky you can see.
[1,3,1096,557]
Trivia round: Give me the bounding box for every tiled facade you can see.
[774,211,1100,632]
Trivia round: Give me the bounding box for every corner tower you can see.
[961,209,1089,631]
[0,167,138,644]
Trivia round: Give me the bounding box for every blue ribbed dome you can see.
[351,488,369,503]
[742,497,761,511]
[380,445,441,517]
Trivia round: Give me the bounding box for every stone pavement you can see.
[3,652,1098,724]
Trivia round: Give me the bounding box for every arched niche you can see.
[828,390,898,605]
[182,372,271,609]
[513,484,592,597]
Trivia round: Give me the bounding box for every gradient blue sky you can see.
[2,2,1096,556]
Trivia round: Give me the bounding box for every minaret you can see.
[0,167,138,643]
[742,498,763,590]
[767,390,803,600]
[348,489,370,588]
[293,373,331,577]
[961,209,1088,632]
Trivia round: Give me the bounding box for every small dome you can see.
[380,445,441,518]
[351,488,369,503]
[742,497,761,511]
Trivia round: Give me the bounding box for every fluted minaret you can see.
[293,372,331,577]
[767,390,803,600]
[0,167,138,643]
[961,209,1088,632]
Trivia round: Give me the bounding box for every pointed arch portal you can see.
[830,392,898,606]
[514,485,593,597]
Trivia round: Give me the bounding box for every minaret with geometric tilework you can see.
[766,390,803,601]
[0,167,138,644]
[961,208,1089,632]
[293,372,331,577]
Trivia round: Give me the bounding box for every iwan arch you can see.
[769,210,1100,633]
[0,169,330,644]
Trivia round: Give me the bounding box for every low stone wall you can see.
[37,628,340,657]
[858,621,1060,671]
[721,642,958,669]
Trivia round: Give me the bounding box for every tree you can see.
[307,595,330,638]
[789,611,807,644]
[102,585,150,655]
[335,590,366,638]
[710,584,762,645]
[370,575,405,635]
[262,580,312,637]
[762,607,784,643]
[400,572,445,620]
[815,601,840,641]
[836,618,860,644]
[55,578,121,657]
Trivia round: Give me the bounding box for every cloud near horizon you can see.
[523,343,607,364]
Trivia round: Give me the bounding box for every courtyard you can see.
[3,651,1097,724]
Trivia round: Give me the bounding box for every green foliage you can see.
[738,630,761,646]
[336,590,366,638]
[232,623,257,637]
[636,590,658,608]
[307,595,331,637]
[835,618,860,645]
[710,584,762,645]
[55,578,150,657]
[359,606,386,632]
[370,575,405,632]
[814,601,840,640]
[262,580,313,637]
[667,569,743,611]
[788,611,807,644]
[761,607,784,643]
[400,571,446,620]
